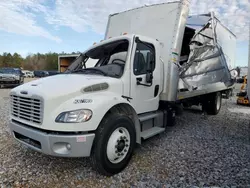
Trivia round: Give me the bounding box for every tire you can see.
[91,113,136,176]
[202,92,222,115]
[182,102,192,108]
[166,108,176,127]
[174,104,183,116]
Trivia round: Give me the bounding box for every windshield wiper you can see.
[71,68,108,76]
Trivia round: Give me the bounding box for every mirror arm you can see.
[137,72,153,87]
[137,81,152,87]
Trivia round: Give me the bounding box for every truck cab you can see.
[8,34,166,175]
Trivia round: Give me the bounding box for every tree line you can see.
[0,52,80,71]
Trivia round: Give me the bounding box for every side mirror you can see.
[146,52,154,72]
[146,52,154,83]
[230,69,238,78]
[146,72,153,83]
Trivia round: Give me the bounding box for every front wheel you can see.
[91,113,136,176]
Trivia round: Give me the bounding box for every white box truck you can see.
[58,54,80,73]
[8,1,237,176]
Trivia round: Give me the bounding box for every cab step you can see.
[140,127,165,139]
[138,113,158,122]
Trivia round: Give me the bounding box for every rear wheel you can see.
[202,92,222,115]
[91,113,136,176]
[182,102,192,108]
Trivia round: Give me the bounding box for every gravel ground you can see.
[0,80,250,188]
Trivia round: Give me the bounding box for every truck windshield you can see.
[66,39,129,78]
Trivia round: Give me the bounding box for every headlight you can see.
[55,109,92,123]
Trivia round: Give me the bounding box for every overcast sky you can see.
[0,0,249,66]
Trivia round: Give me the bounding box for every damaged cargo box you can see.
[178,13,236,96]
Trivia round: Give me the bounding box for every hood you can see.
[11,74,123,99]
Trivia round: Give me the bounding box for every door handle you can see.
[154,85,159,97]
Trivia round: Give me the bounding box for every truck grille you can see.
[10,95,43,124]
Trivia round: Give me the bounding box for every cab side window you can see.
[133,42,155,75]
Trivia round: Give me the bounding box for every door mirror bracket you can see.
[136,77,153,87]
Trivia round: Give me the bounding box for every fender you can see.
[48,91,139,133]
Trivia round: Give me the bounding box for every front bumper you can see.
[0,79,20,86]
[9,120,95,157]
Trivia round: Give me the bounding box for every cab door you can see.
[130,36,161,114]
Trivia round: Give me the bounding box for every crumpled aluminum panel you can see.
[181,46,222,76]
[179,19,235,91]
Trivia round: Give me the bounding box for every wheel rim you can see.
[216,94,221,111]
[106,127,130,164]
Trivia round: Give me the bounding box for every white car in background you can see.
[22,70,34,78]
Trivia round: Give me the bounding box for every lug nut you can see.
[125,144,129,147]
[121,153,124,156]
[118,153,121,156]
[125,139,128,142]
[124,149,127,152]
